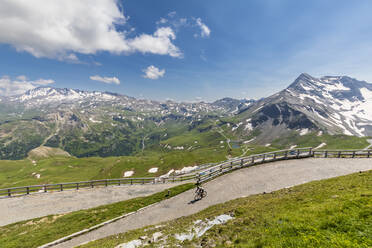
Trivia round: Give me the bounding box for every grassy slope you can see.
[0,132,369,188]
[272,132,370,150]
[0,145,243,188]
[80,171,372,248]
[0,183,194,248]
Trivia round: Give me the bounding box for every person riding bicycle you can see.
[195,180,202,191]
[194,180,207,200]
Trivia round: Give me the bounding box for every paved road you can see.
[53,158,372,248]
[0,183,182,226]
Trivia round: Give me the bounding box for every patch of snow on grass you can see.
[243,138,256,144]
[123,171,134,177]
[175,166,198,175]
[244,122,253,131]
[315,143,326,149]
[115,239,142,248]
[148,167,158,173]
[175,215,234,241]
[89,117,102,124]
[299,128,309,136]
[265,143,271,147]
[151,232,163,242]
[159,169,175,179]
[232,122,243,131]
[174,146,184,150]
[290,145,297,150]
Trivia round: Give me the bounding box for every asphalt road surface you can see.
[0,182,183,226]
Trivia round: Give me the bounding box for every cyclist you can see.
[194,181,207,200]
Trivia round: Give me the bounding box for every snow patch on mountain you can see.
[284,74,372,136]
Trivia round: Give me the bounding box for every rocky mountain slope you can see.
[0,88,240,159]
[229,73,372,142]
[0,73,371,159]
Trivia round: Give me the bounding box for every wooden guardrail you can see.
[0,175,194,198]
[1,147,371,198]
[197,148,313,183]
[313,149,372,158]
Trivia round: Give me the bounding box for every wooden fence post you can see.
[368,150,371,158]
[26,187,30,195]
[60,184,63,191]
[262,154,266,162]
[105,180,108,187]
[8,189,11,197]
[44,185,47,192]
[240,159,243,167]
[284,151,288,159]
[76,183,79,190]
[338,151,341,158]
[91,182,94,188]
[296,149,300,158]
[273,152,277,160]
[251,156,255,164]
[118,180,121,186]
[309,148,312,157]
[352,151,356,158]
[324,151,328,158]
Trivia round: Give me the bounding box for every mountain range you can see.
[0,73,371,160]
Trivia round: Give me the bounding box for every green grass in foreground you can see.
[0,183,194,248]
[80,171,372,248]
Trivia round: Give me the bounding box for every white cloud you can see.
[90,75,120,85]
[168,11,177,18]
[16,75,27,81]
[0,0,182,60]
[142,65,165,80]
[156,18,168,25]
[195,18,211,38]
[32,79,55,86]
[128,27,182,58]
[0,75,55,96]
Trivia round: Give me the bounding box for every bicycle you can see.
[194,186,207,201]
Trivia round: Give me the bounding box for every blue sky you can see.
[1,0,372,101]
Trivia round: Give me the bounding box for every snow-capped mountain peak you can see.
[11,87,119,104]
[284,73,372,136]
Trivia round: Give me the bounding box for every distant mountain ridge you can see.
[0,73,371,160]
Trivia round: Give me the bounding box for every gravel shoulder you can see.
[0,183,183,226]
[53,158,372,248]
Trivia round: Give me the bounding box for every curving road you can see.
[0,183,183,226]
[50,158,372,248]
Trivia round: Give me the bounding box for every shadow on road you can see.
[188,199,201,204]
